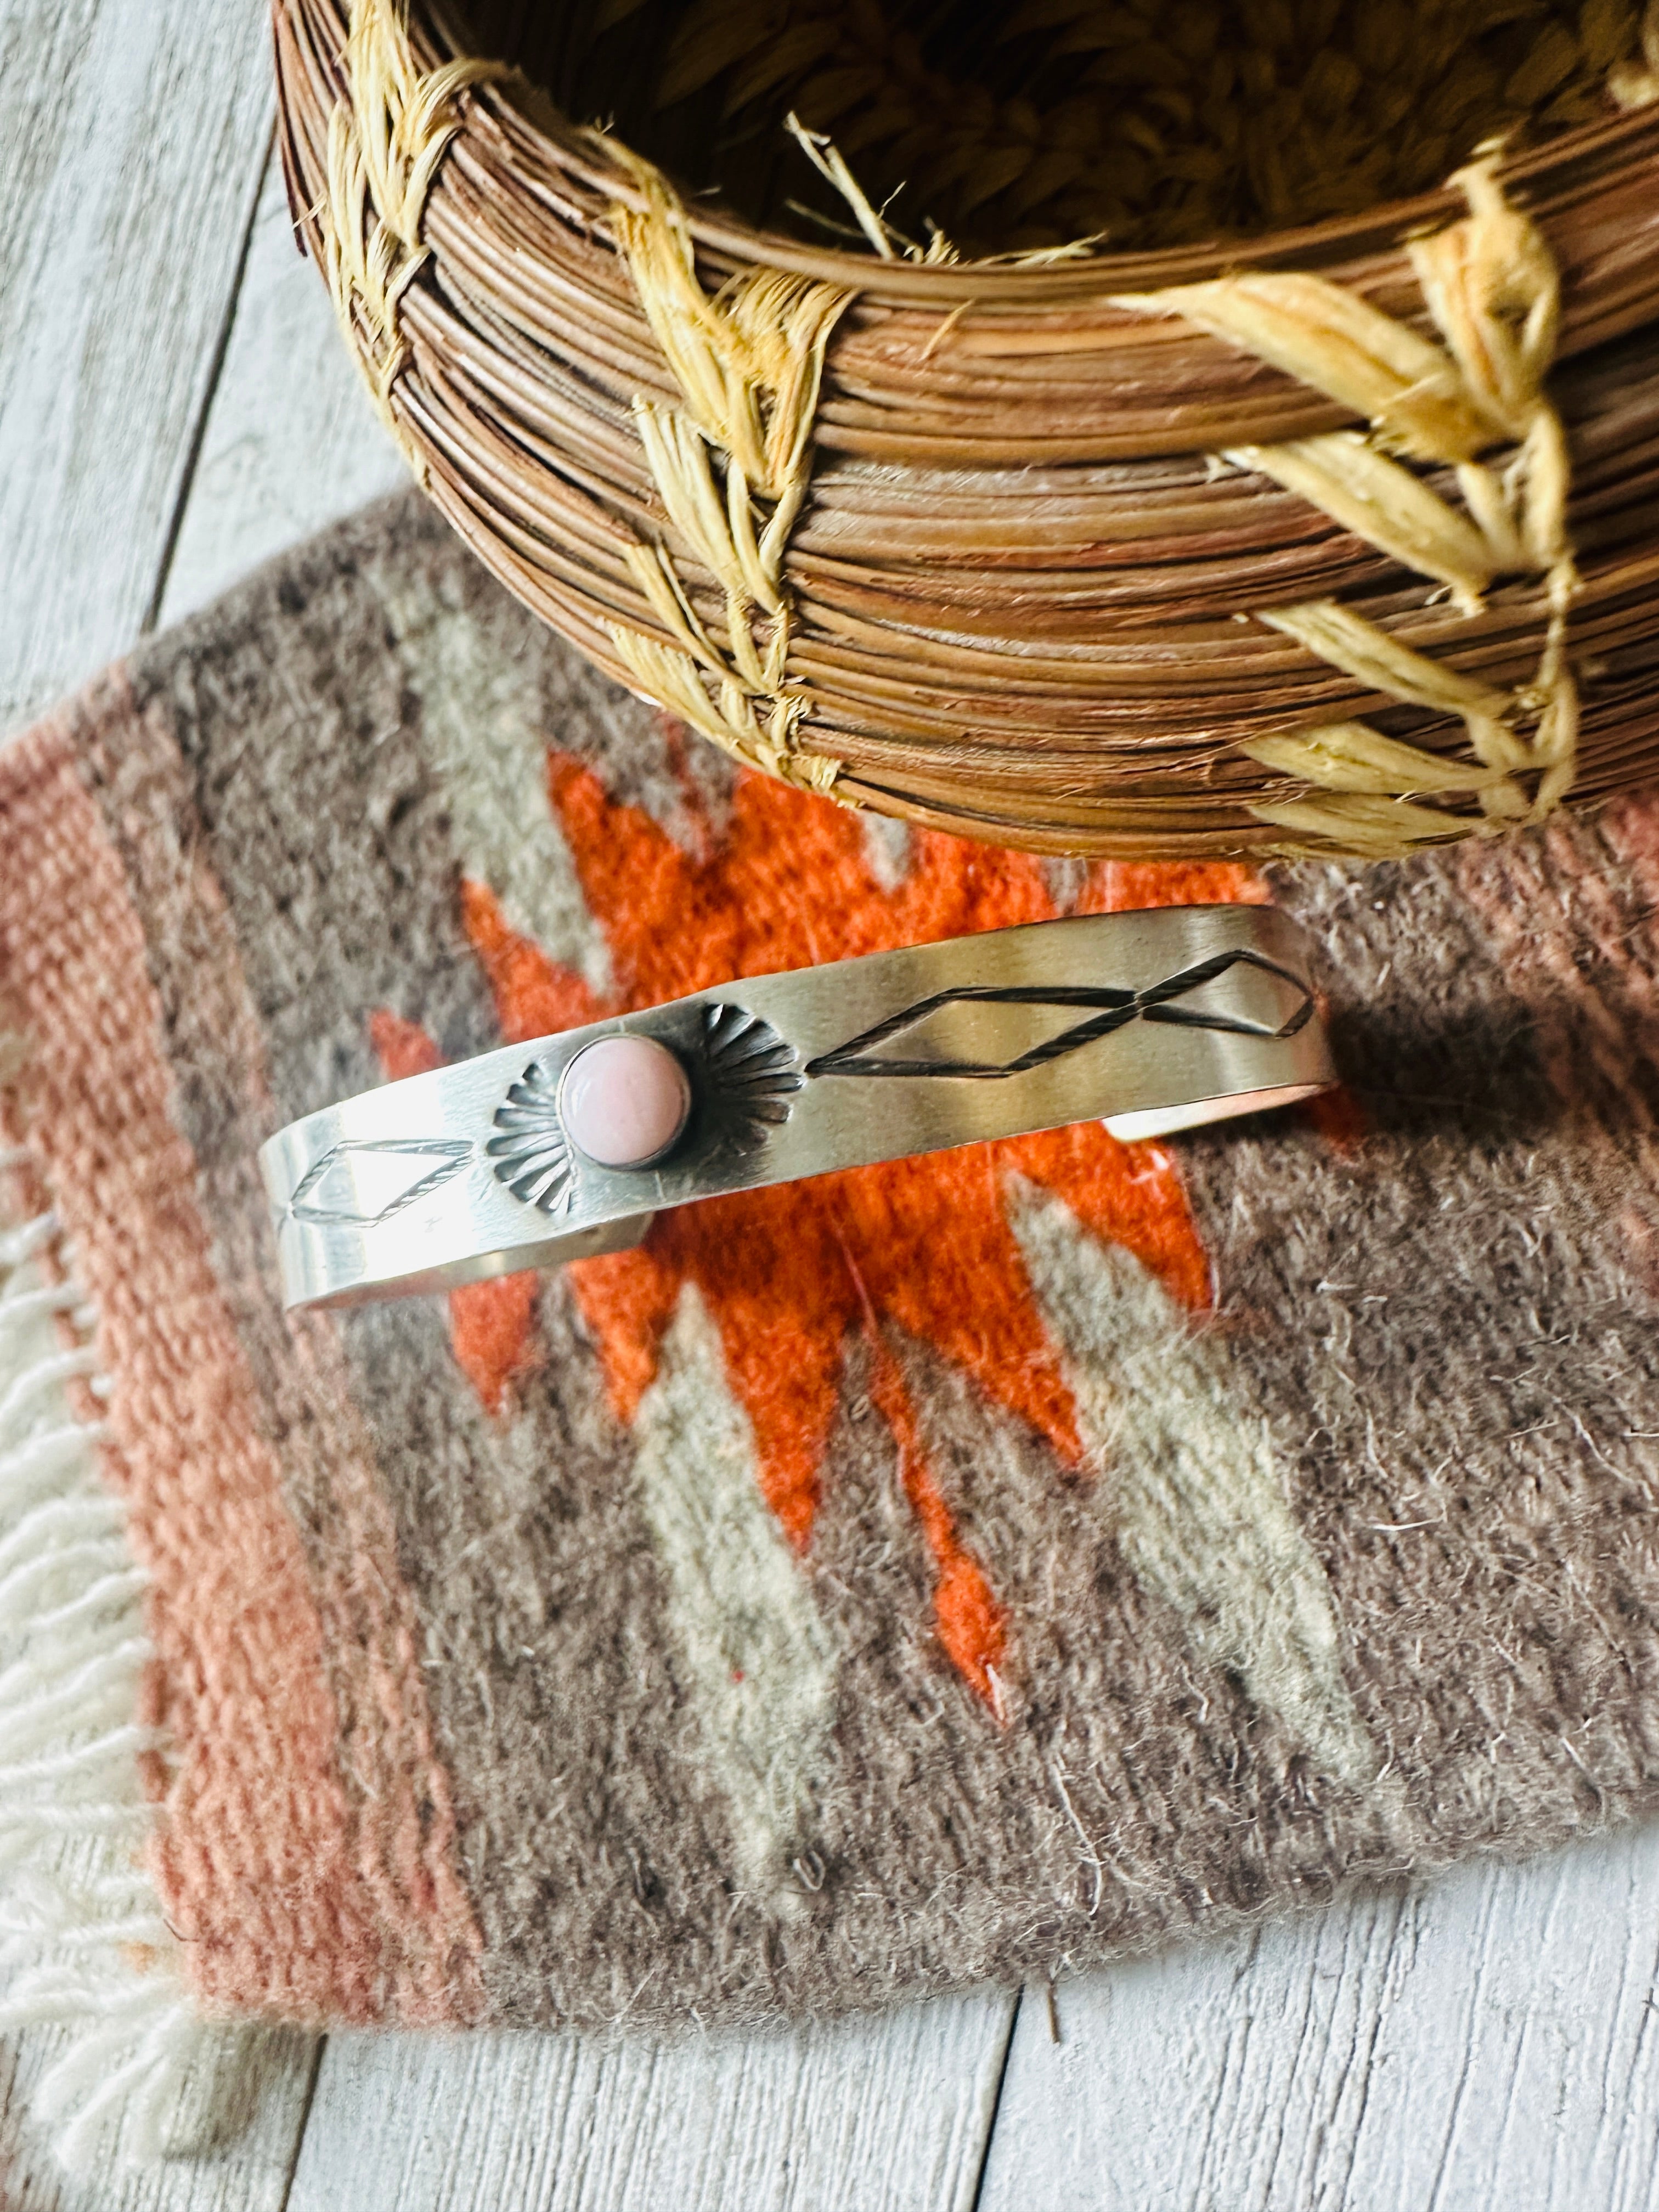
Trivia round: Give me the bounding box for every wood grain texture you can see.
[0,2030,318,2212]
[979,1820,1659,2212]
[156,150,405,629]
[131,132,1026,2212]
[9,4,1659,2204]
[286,1993,1017,2212]
[0,0,272,735]
[0,2,321,2193]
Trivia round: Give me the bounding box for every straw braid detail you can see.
[599,140,854,798]
[1611,1,1659,104]
[643,0,1650,255]
[1128,153,1578,856]
[314,15,1583,853]
[321,0,506,471]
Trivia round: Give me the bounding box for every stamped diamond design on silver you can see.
[289,1138,472,1227]
[807,951,1313,1079]
[261,906,1336,1308]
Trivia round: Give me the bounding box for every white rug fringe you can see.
[0,1189,228,2171]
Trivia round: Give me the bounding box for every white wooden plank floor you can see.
[5,5,1659,2205]
[285,1995,1014,2212]
[0,0,271,732]
[980,1826,1659,2212]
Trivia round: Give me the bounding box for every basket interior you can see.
[458,0,1650,255]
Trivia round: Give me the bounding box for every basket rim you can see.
[435,3,1659,308]
[276,0,1659,859]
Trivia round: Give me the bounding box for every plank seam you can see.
[140,111,277,639]
[967,1988,1024,2212]
[276,2034,328,2212]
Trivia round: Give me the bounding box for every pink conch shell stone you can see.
[560,1035,691,1167]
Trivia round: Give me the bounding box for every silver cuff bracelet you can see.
[260,903,1336,1310]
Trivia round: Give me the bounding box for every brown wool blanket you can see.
[4,492,1659,2154]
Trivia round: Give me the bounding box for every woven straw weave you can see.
[274,0,1659,856]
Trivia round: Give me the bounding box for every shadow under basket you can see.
[274,0,1659,859]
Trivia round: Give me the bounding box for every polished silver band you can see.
[260,904,1336,1310]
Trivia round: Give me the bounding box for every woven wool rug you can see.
[5,492,1659,2159]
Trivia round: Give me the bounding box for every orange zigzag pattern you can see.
[375,746,1260,1705]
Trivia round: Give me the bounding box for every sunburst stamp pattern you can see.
[486,1003,803,1211]
[32,502,1659,2109]
[700,1003,802,1152]
[486,1062,575,1212]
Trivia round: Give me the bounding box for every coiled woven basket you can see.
[274,0,1659,857]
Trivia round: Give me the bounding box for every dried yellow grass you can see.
[275,0,1659,857]
[637,0,1658,252]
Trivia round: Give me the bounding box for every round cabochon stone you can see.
[560,1034,691,1168]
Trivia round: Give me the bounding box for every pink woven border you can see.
[0,703,480,2023]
